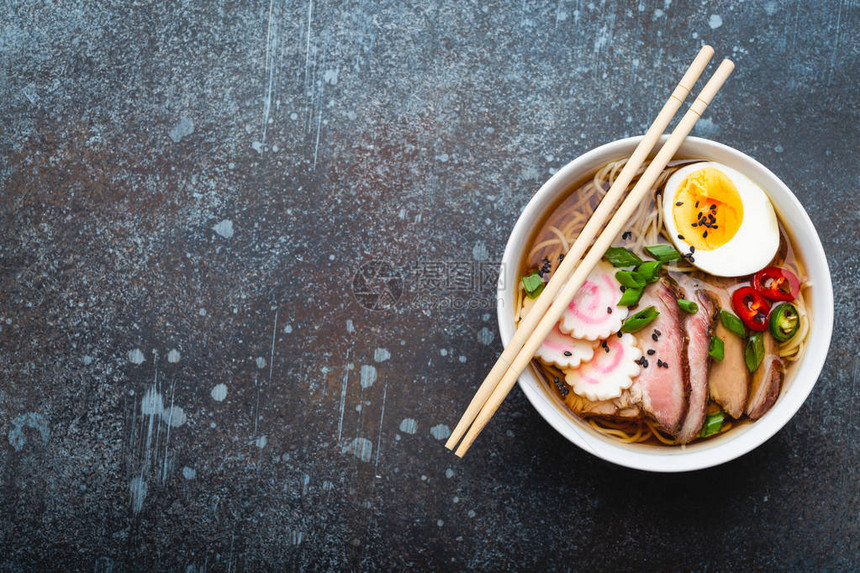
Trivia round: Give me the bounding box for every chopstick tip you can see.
[718,58,736,74]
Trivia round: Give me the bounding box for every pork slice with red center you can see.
[676,288,719,444]
[629,278,691,437]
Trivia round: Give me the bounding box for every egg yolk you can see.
[672,167,743,251]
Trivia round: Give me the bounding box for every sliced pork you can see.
[676,288,719,444]
[746,334,784,419]
[629,278,691,436]
[708,291,750,419]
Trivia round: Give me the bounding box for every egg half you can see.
[662,162,779,277]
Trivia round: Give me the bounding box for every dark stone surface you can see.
[0,0,857,570]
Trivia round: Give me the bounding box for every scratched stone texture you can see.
[0,0,858,571]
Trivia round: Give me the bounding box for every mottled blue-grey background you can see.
[0,0,857,571]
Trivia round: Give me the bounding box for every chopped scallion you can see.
[615,270,646,289]
[617,287,643,307]
[620,306,660,333]
[700,411,725,438]
[708,336,725,362]
[677,299,699,314]
[644,243,682,263]
[604,247,644,268]
[521,272,545,299]
[636,260,663,283]
[744,332,765,373]
[720,309,746,338]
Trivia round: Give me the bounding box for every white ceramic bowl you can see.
[497,136,834,472]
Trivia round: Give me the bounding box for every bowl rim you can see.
[496,135,834,472]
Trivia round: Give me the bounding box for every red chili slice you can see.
[753,266,800,302]
[731,287,772,332]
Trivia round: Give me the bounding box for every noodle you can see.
[516,158,812,446]
[547,226,570,253]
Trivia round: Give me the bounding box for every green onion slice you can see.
[615,270,646,289]
[720,309,746,338]
[620,306,660,333]
[636,261,663,283]
[521,272,545,299]
[744,332,765,373]
[644,244,682,263]
[677,299,699,314]
[617,287,643,307]
[708,336,725,362]
[604,247,644,268]
[700,411,725,438]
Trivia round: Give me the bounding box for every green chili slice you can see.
[636,261,663,283]
[615,270,646,289]
[677,299,698,314]
[744,332,765,373]
[521,272,544,299]
[769,303,799,342]
[604,247,643,268]
[617,287,643,307]
[708,336,725,362]
[644,244,682,263]
[720,309,746,338]
[620,306,660,333]
[699,411,725,438]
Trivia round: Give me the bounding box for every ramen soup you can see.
[515,158,810,446]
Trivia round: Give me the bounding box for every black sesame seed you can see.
[695,201,700,208]
[689,256,695,263]
[622,231,632,240]
[690,246,696,253]
[651,333,659,341]
[703,230,709,238]
[617,331,623,338]
[675,201,684,206]
[563,351,572,357]
[604,345,610,353]
[606,306,613,314]
[642,359,649,368]
[657,359,664,367]
[710,204,717,210]
[647,349,656,355]
[678,234,685,240]
[558,254,565,261]
[620,285,627,292]
[654,329,661,336]
[691,223,698,228]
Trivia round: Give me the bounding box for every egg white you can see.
[662,162,779,277]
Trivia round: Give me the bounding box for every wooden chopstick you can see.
[453,58,735,457]
[445,45,716,452]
